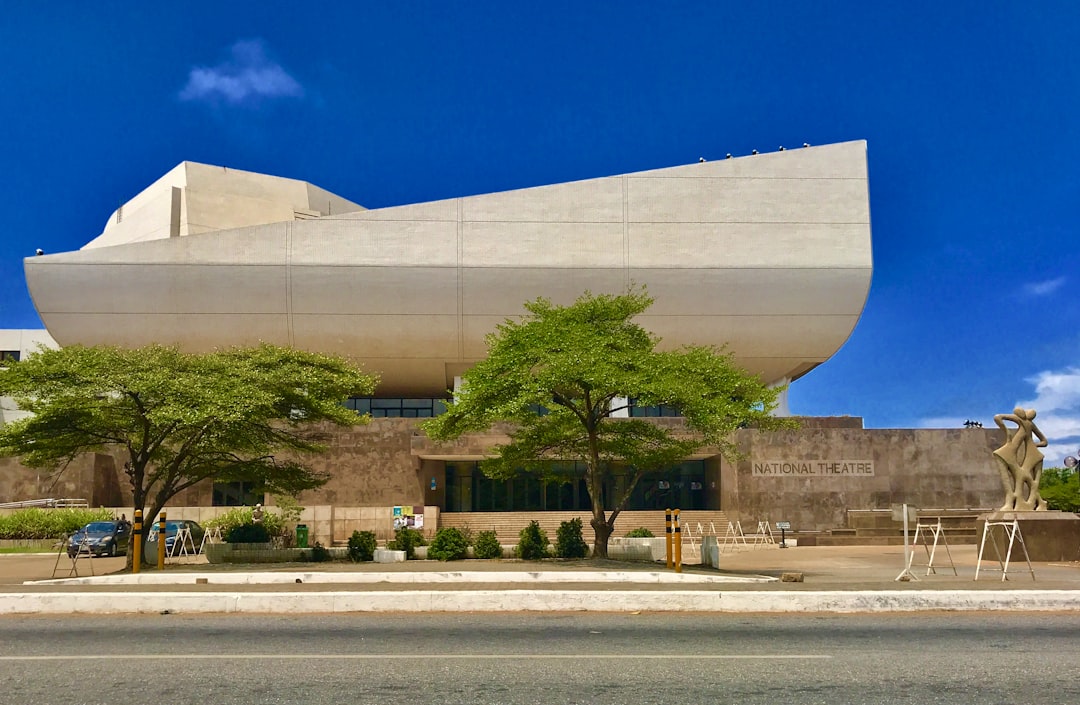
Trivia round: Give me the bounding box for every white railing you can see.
[0,498,90,509]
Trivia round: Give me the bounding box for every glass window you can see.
[212,481,262,506]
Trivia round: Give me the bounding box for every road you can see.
[1,613,1078,704]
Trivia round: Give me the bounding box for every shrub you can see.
[515,520,550,560]
[309,541,332,562]
[473,530,503,559]
[388,527,426,559]
[0,508,115,540]
[205,506,286,539]
[428,527,469,561]
[226,523,271,544]
[625,527,655,538]
[555,517,589,558]
[347,530,377,562]
[1041,467,1080,512]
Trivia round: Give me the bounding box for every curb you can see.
[25,570,774,587]
[3,590,1080,614]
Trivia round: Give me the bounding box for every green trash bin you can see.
[296,524,309,548]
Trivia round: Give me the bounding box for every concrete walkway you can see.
[2,543,1079,614]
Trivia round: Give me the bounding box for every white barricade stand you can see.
[975,519,1035,582]
[682,523,701,558]
[753,521,775,546]
[904,517,957,576]
[719,521,748,553]
[199,525,223,554]
[52,533,95,579]
[168,526,198,562]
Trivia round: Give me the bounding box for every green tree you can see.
[1039,467,1080,512]
[422,289,791,558]
[0,344,377,563]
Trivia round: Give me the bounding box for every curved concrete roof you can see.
[25,141,872,396]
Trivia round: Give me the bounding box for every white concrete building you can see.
[21,141,872,398]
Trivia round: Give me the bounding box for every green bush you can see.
[625,527,655,538]
[428,527,469,561]
[1041,467,1080,512]
[388,527,426,559]
[0,508,115,540]
[308,541,332,562]
[515,520,550,560]
[204,506,286,538]
[347,530,377,562]
[226,523,271,544]
[555,517,589,558]
[472,530,503,559]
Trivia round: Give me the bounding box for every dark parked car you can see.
[143,519,206,561]
[67,520,131,558]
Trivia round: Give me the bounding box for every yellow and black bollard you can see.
[132,509,142,574]
[157,510,167,570]
[665,509,673,569]
[673,508,682,573]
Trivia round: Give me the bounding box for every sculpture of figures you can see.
[992,407,1048,511]
[252,503,264,524]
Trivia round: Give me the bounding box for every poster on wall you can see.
[392,505,425,530]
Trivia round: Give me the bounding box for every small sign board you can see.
[776,521,791,530]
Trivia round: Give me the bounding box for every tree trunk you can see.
[590,516,613,559]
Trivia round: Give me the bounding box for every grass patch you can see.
[0,544,59,554]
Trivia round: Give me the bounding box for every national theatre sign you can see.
[752,460,875,477]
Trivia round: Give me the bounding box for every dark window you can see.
[439,460,703,512]
[345,397,450,418]
[212,481,262,506]
[0,350,20,363]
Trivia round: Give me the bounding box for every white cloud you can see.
[916,367,1080,466]
[1022,277,1066,297]
[1019,368,1080,413]
[179,39,303,105]
[1019,367,1080,465]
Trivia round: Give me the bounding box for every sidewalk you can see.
[2,544,1079,614]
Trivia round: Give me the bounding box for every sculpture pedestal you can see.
[978,511,1080,562]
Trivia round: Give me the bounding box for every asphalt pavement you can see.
[4,612,1078,705]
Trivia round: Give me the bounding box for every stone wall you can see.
[0,420,1008,534]
[0,453,120,506]
[723,427,1002,531]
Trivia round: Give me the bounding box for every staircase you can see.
[805,508,990,546]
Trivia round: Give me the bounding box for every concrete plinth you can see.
[374,549,406,563]
[978,511,1080,562]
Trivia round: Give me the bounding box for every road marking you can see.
[0,654,832,661]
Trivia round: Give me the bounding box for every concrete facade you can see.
[0,417,1008,538]
[0,329,57,426]
[24,142,872,396]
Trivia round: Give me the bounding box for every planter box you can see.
[204,543,348,564]
[608,537,666,562]
[374,548,406,563]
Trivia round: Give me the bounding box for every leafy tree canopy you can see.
[0,344,377,555]
[1040,467,1080,512]
[423,288,792,557]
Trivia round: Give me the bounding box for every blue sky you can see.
[1,2,1079,461]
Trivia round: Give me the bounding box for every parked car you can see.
[67,520,131,558]
[142,519,206,560]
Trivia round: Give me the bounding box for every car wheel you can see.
[109,543,117,558]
